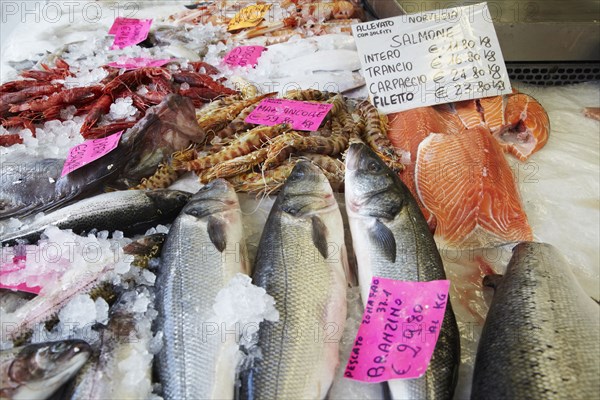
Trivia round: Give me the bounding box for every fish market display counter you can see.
[0,1,598,399]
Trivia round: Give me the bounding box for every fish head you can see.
[145,189,192,215]
[123,233,168,269]
[7,340,90,398]
[184,179,240,219]
[149,94,205,145]
[278,161,336,217]
[120,95,203,186]
[345,143,404,220]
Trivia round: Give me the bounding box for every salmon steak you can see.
[492,93,550,161]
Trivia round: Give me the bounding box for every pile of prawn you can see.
[136,89,403,194]
[0,59,237,144]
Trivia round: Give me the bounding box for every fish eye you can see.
[367,161,381,173]
[290,169,304,181]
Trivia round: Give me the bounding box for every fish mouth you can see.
[345,143,367,172]
[283,192,336,217]
[9,340,91,384]
[347,186,389,215]
[191,179,237,208]
[289,161,327,185]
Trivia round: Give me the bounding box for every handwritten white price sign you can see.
[352,2,512,113]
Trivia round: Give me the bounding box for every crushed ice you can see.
[108,97,139,121]
[211,273,279,376]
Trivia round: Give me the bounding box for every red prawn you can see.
[172,72,237,95]
[9,86,102,113]
[0,133,23,146]
[83,121,136,139]
[102,68,172,94]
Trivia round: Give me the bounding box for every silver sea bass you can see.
[344,143,460,400]
[472,242,600,399]
[0,340,90,400]
[244,161,348,399]
[1,189,191,246]
[156,179,248,400]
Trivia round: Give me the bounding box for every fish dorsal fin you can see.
[312,216,329,259]
[369,219,396,263]
[483,274,504,289]
[207,216,227,253]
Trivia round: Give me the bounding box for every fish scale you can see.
[254,216,332,397]
[345,143,460,400]
[353,202,460,399]
[247,161,348,399]
[1,189,191,246]
[157,180,247,400]
[472,242,600,399]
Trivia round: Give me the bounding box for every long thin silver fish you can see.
[244,161,348,399]
[1,190,191,246]
[344,143,460,399]
[156,179,248,399]
[471,242,600,399]
[0,340,90,400]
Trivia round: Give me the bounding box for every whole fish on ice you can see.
[1,232,164,342]
[0,340,90,400]
[67,291,154,399]
[344,143,460,399]
[0,94,202,220]
[1,189,190,246]
[243,161,348,399]
[471,242,600,399]
[156,179,248,400]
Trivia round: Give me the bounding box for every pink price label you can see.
[245,98,333,131]
[107,57,174,70]
[61,131,123,177]
[0,282,41,295]
[223,46,266,67]
[0,257,41,295]
[109,17,153,50]
[344,278,451,383]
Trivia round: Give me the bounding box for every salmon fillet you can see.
[479,96,505,132]
[415,127,533,247]
[386,106,463,230]
[454,100,484,129]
